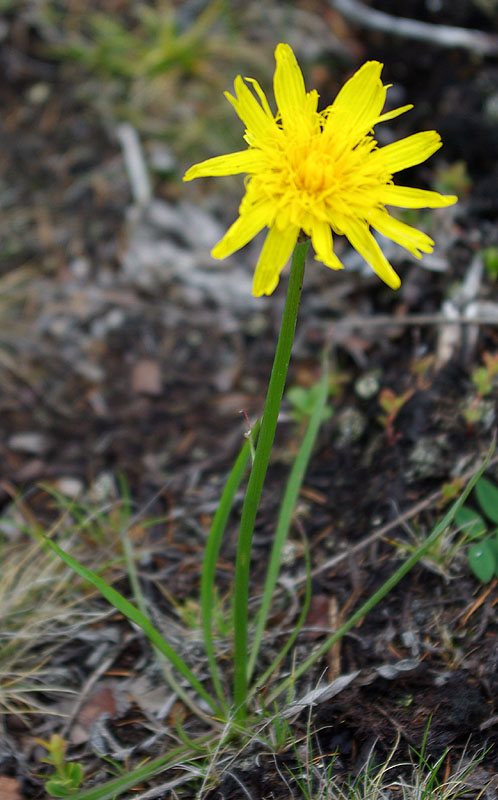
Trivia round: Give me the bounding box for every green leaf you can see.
[286,386,309,412]
[492,532,498,577]
[468,540,497,583]
[201,423,259,710]
[37,535,219,714]
[475,476,498,524]
[247,358,331,683]
[454,506,487,538]
[65,763,84,787]
[45,779,77,797]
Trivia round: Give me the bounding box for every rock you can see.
[131,359,162,396]
[8,432,49,454]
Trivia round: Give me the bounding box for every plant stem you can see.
[233,238,309,720]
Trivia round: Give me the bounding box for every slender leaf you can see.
[247,358,330,682]
[37,534,220,715]
[248,531,313,703]
[201,423,259,710]
[60,737,214,800]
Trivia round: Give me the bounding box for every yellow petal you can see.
[225,75,277,141]
[369,209,434,257]
[311,220,343,270]
[326,61,386,139]
[376,104,413,124]
[274,43,307,129]
[212,200,273,259]
[252,224,299,296]
[378,184,458,208]
[183,150,266,181]
[373,131,443,173]
[244,77,274,118]
[342,218,401,289]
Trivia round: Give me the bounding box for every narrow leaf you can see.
[248,358,330,682]
[201,423,259,709]
[38,535,219,714]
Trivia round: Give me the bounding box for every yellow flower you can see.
[184,43,457,297]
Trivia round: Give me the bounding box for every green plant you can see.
[482,245,498,280]
[283,723,488,800]
[39,0,271,160]
[52,2,222,81]
[434,159,472,197]
[471,352,498,396]
[463,352,498,426]
[455,474,498,582]
[34,43,471,798]
[36,734,84,797]
[286,381,334,425]
[377,387,414,444]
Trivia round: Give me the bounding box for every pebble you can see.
[55,477,85,498]
[8,432,49,454]
[335,407,366,446]
[354,370,380,399]
[88,472,117,504]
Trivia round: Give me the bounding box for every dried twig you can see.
[331,0,498,56]
[117,122,152,208]
[334,312,498,331]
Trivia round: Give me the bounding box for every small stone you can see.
[70,257,91,280]
[88,472,116,504]
[55,477,84,498]
[336,407,366,446]
[8,432,49,454]
[26,82,51,105]
[354,370,380,399]
[408,435,448,479]
[131,359,162,396]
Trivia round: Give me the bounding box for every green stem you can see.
[233,238,309,720]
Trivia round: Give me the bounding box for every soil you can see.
[1,1,497,798]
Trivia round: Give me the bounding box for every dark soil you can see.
[1,1,497,798]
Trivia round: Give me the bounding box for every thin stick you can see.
[331,0,498,56]
[333,313,498,331]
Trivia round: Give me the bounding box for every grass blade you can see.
[247,358,330,682]
[62,736,215,800]
[37,534,220,715]
[248,530,312,703]
[201,423,259,710]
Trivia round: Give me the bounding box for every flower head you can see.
[184,44,457,297]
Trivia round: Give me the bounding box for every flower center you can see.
[295,153,330,194]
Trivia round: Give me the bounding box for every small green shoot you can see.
[482,245,498,280]
[434,159,472,197]
[286,383,333,425]
[454,474,498,582]
[377,387,414,444]
[464,352,498,426]
[36,734,84,797]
